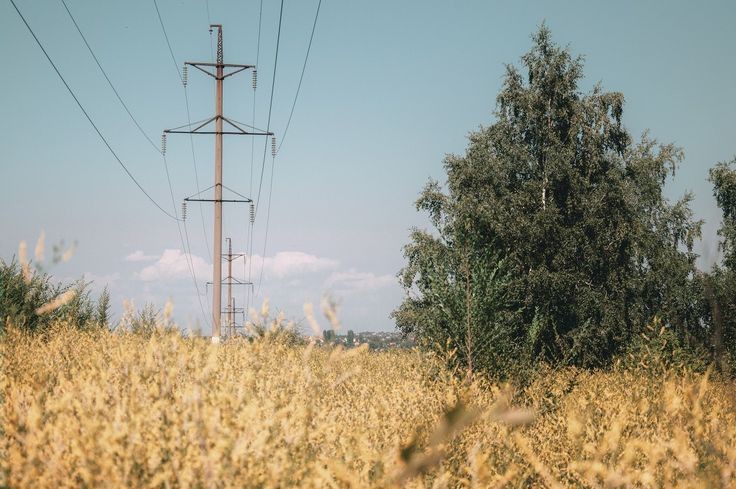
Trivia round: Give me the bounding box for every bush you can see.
[617,319,711,375]
[0,258,108,334]
[245,304,305,346]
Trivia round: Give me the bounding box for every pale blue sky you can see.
[2,0,735,332]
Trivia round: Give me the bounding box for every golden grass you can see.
[2,324,736,488]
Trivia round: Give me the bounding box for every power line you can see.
[276,0,322,154]
[151,0,214,326]
[253,0,283,298]
[182,217,212,328]
[256,0,323,295]
[166,156,211,328]
[152,0,181,80]
[246,0,266,315]
[58,0,209,326]
[59,0,161,155]
[256,152,276,295]
[9,0,178,221]
[252,0,285,298]
[152,0,212,259]
[253,0,284,217]
[250,0,265,198]
[183,88,213,259]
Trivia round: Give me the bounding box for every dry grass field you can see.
[3,320,736,488]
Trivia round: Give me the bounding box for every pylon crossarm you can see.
[222,117,270,135]
[165,116,217,134]
[187,62,254,69]
[184,185,216,200]
[221,66,250,79]
[185,62,216,78]
[191,116,218,133]
[229,279,251,285]
[223,117,268,134]
[185,62,254,80]
[164,116,214,133]
[206,281,252,287]
[221,184,253,201]
[167,130,271,136]
[223,254,246,262]
[221,117,249,135]
[184,184,252,203]
[184,198,252,203]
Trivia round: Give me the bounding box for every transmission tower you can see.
[164,25,271,343]
[224,237,248,337]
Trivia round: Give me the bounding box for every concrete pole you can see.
[212,25,224,343]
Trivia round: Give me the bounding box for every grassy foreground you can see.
[2,325,736,488]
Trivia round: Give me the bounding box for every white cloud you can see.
[325,269,394,291]
[136,249,210,282]
[253,251,339,279]
[125,250,157,262]
[83,271,121,285]
[133,249,336,284]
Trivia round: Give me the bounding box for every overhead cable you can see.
[276,0,322,154]
[10,0,178,221]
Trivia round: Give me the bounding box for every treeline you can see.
[319,329,415,350]
[394,25,736,379]
[0,259,166,336]
[0,259,110,332]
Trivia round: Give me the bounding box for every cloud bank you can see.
[135,249,210,282]
[125,250,158,262]
[251,251,339,278]
[325,270,394,292]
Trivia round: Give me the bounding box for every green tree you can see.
[394,25,701,374]
[323,329,336,343]
[700,157,736,372]
[709,158,736,270]
[347,329,355,346]
[58,280,95,327]
[0,258,58,332]
[0,258,103,332]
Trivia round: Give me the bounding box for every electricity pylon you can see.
[224,237,248,336]
[205,238,250,338]
[163,24,271,343]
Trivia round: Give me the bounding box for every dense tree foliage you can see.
[699,158,736,371]
[1,258,108,333]
[710,158,736,271]
[1,259,61,332]
[394,26,703,376]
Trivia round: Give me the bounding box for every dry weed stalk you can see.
[2,320,735,488]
